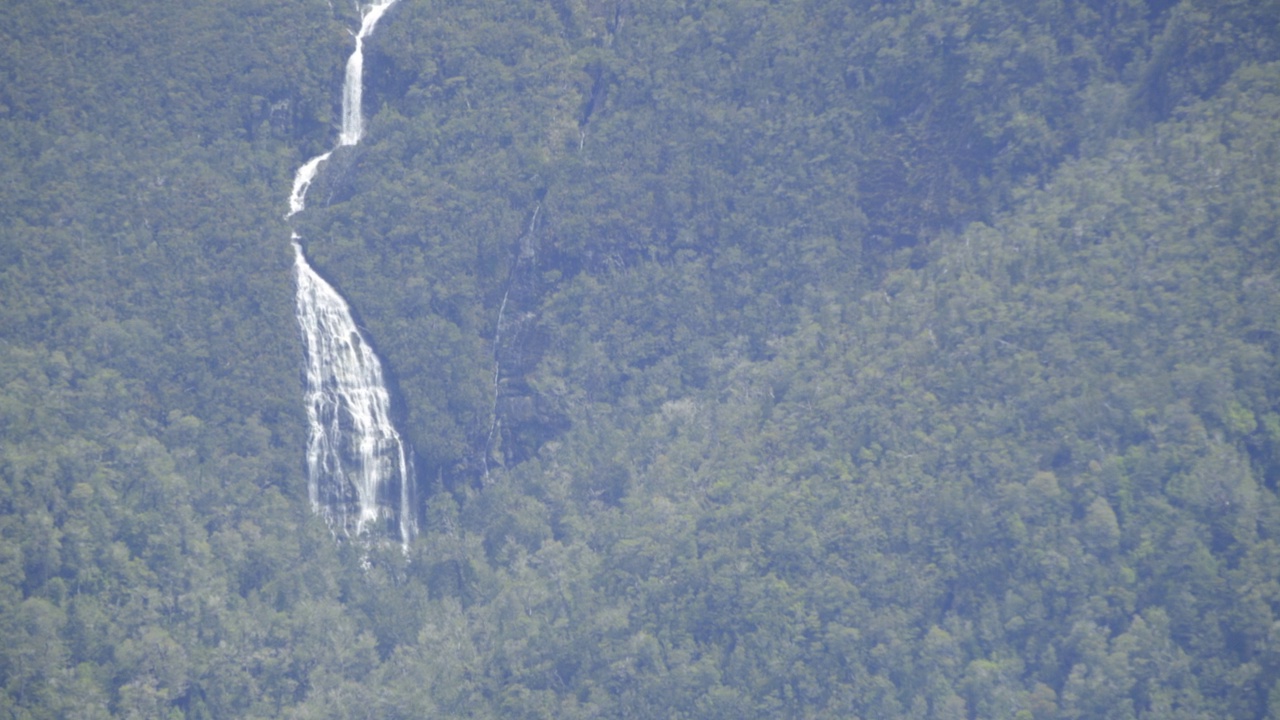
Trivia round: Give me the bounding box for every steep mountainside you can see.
[0,0,1277,718]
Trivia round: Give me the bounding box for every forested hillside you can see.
[1,0,1278,718]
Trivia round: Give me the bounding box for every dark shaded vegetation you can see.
[1,0,1279,717]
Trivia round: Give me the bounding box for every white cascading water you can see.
[287,0,415,545]
[340,0,399,146]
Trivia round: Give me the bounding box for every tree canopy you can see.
[1,0,1278,717]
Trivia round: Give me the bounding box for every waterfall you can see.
[340,0,400,146]
[294,251,414,543]
[287,0,414,545]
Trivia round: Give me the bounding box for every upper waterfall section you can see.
[289,0,399,220]
[340,0,399,147]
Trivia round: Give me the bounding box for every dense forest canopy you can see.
[1,0,1278,717]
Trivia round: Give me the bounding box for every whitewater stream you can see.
[287,0,415,546]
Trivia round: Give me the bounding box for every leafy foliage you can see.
[1,0,1279,718]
